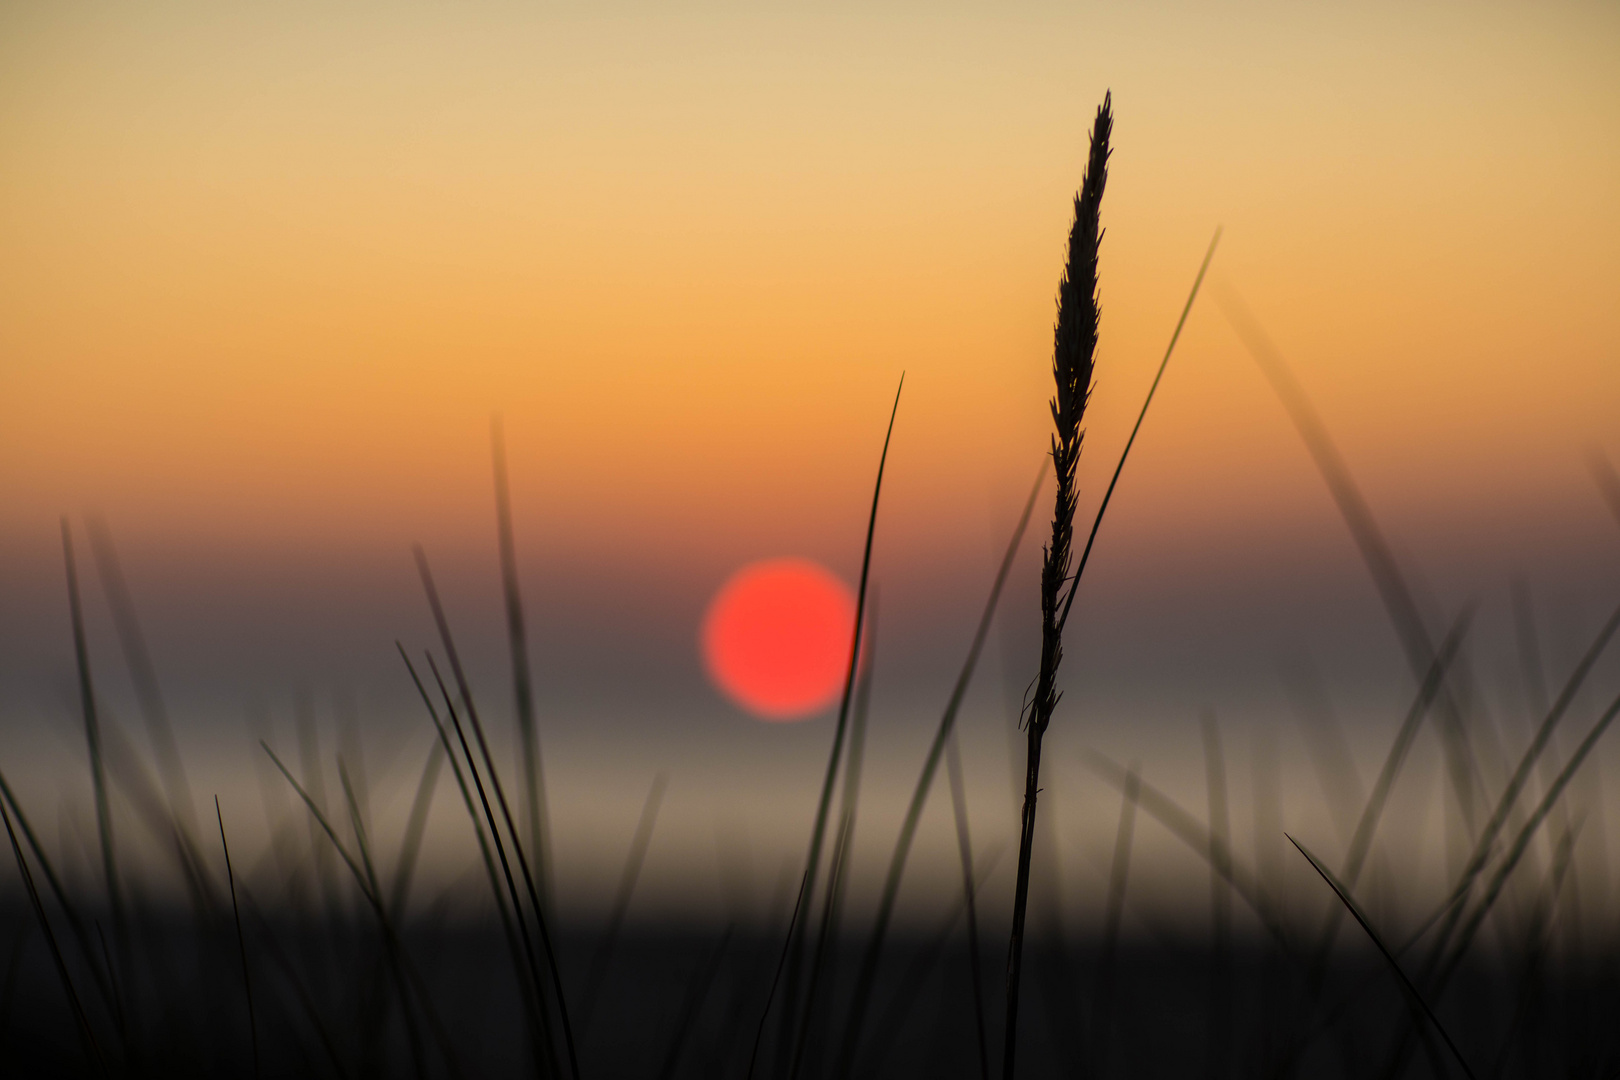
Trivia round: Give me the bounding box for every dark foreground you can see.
[0,911,1615,1079]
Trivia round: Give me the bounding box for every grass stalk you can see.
[399,645,553,1071]
[414,552,581,1080]
[1004,93,1111,1080]
[775,375,902,1074]
[747,867,811,1080]
[1289,835,1476,1080]
[834,460,1042,1078]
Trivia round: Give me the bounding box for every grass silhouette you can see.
[2,95,1618,1079]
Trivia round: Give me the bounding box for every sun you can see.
[701,557,856,721]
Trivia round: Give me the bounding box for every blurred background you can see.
[1,0,1618,935]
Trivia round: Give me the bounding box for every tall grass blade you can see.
[263,741,465,1080]
[493,415,551,909]
[398,644,553,1070]
[216,796,261,1080]
[1217,292,1482,830]
[1288,835,1476,1080]
[778,375,902,1074]
[422,652,561,1077]
[415,551,581,1080]
[793,597,877,1080]
[747,867,811,1080]
[835,459,1042,1078]
[1005,93,1110,1080]
[580,770,668,1036]
[1095,759,1139,1071]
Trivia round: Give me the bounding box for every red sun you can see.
[702,557,857,721]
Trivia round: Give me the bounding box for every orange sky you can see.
[3,1,1616,569]
[1,2,1618,915]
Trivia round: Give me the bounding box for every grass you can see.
[3,94,1619,1079]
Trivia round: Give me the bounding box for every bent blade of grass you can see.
[265,741,465,1080]
[579,770,668,1037]
[398,646,552,1070]
[423,652,561,1077]
[1288,834,1477,1080]
[414,556,580,1080]
[778,375,902,1074]
[834,459,1042,1078]
[1217,291,1484,831]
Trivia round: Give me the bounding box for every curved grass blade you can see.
[415,550,581,1080]
[777,375,903,1072]
[834,458,1041,1077]
[1217,292,1484,829]
[1288,835,1476,1080]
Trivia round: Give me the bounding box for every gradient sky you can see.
[2,2,1618,923]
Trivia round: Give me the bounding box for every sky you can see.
[1,1,1618,927]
